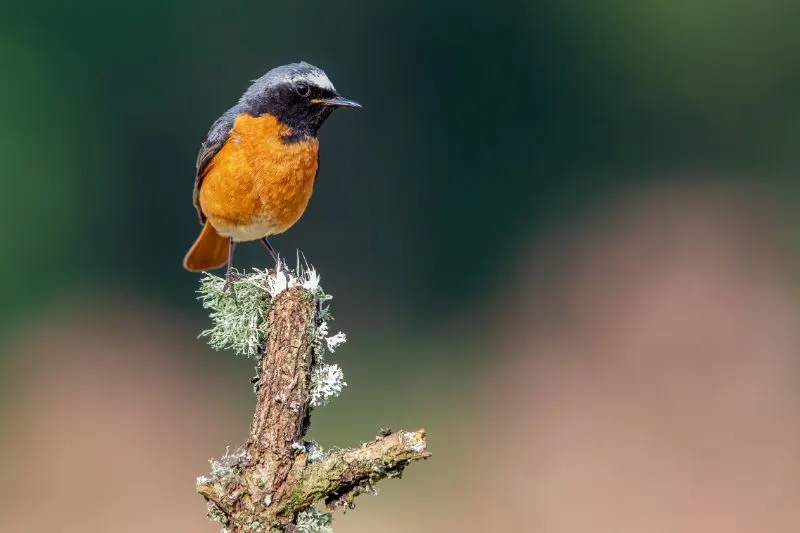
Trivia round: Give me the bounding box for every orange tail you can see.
[183,221,230,272]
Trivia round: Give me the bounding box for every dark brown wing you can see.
[192,107,240,223]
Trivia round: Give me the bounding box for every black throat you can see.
[241,83,337,144]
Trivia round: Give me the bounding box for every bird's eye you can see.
[295,83,310,97]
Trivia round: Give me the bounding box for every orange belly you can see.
[198,113,320,242]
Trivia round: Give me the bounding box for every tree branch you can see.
[195,270,429,532]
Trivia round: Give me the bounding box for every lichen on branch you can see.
[195,263,429,532]
[197,264,346,403]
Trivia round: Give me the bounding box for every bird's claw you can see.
[219,270,241,306]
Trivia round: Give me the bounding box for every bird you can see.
[182,61,360,286]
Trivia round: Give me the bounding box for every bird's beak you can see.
[312,95,362,108]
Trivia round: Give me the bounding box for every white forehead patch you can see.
[291,71,335,92]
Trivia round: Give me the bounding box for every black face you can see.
[245,80,339,143]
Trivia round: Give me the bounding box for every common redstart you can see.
[183,62,360,283]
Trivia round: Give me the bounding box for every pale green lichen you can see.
[207,502,229,526]
[242,521,265,532]
[292,440,326,462]
[198,269,273,358]
[309,364,346,407]
[325,331,347,352]
[313,321,347,356]
[295,508,334,533]
[208,447,247,483]
[309,301,347,406]
[198,262,348,406]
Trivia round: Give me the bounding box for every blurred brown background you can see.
[3,1,800,531]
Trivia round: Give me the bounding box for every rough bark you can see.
[197,286,429,532]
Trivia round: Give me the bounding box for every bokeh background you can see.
[3,1,800,531]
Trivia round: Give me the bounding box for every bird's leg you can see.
[222,239,239,304]
[261,237,281,271]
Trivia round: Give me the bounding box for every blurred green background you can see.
[3,1,800,532]
[4,0,800,326]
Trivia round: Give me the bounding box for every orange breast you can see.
[198,113,320,241]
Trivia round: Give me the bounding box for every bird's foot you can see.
[219,269,241,306]
[261,238,282,273]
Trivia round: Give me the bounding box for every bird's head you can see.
[239,62,361,142]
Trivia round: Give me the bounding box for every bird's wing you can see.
[192,108,239,223]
